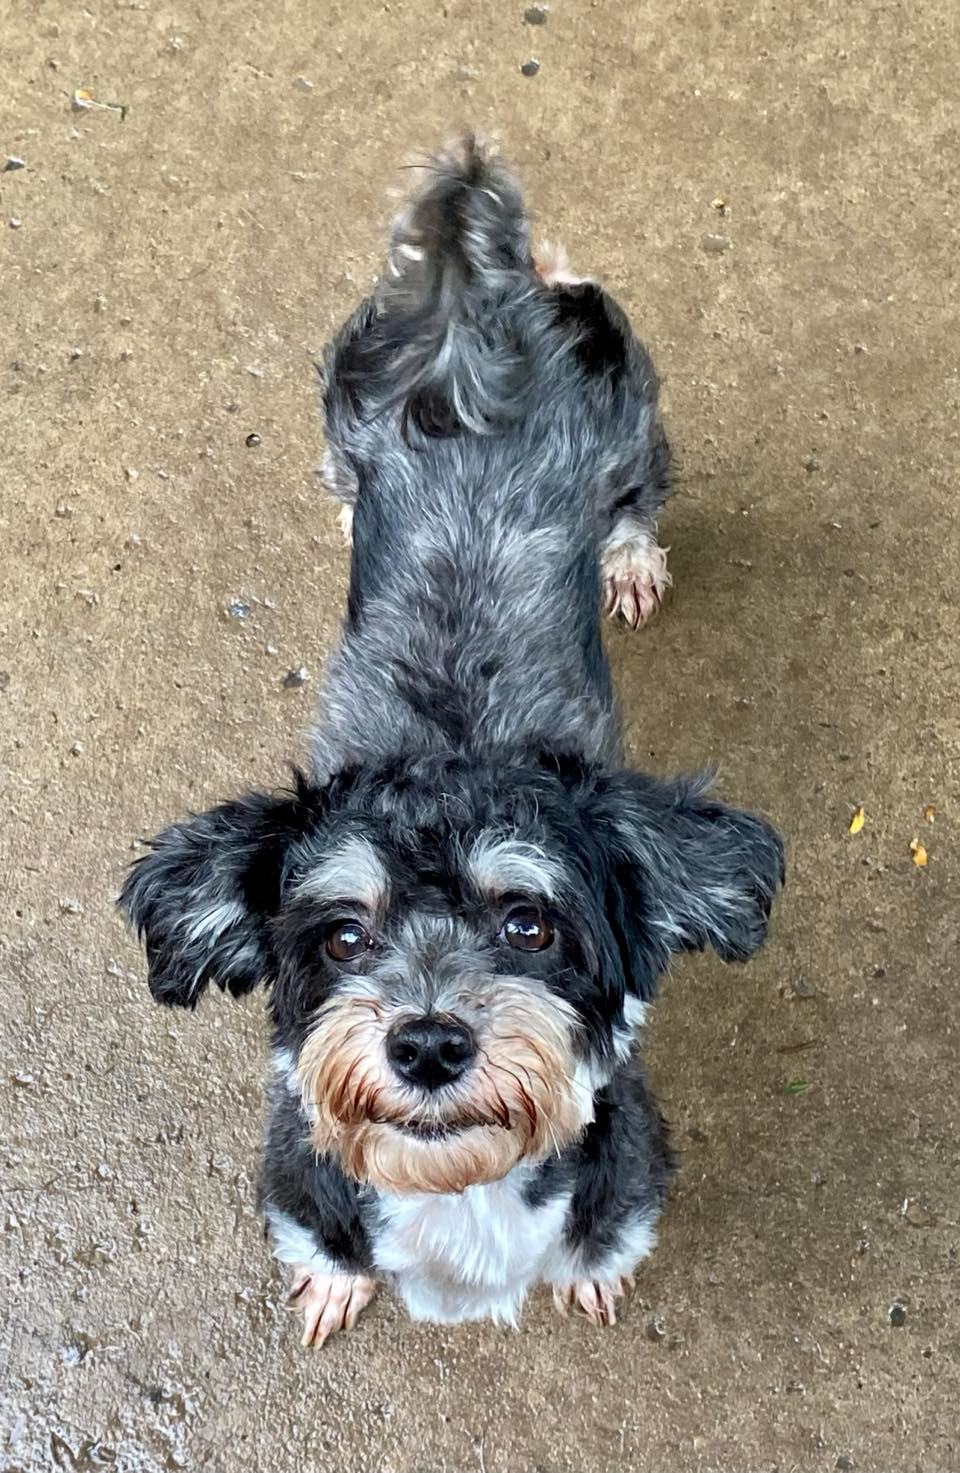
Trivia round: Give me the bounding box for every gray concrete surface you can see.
[2,1,959,1469]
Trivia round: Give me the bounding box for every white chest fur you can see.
[373,1169,572,1325]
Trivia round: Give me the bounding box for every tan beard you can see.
[296,982,590,1195]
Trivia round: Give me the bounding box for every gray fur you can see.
[315,136,670,778]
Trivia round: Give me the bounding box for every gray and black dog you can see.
[121,137,784,1346]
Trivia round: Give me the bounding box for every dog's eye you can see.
[326,920,372,962]
[500,906,554,952]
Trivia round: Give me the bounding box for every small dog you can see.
[121,138,784,1346]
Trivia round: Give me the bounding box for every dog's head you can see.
[120,755,783,1194]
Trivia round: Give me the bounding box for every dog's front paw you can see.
[288,1267,377,1348]
[601,530,671,630]
[552,1274,634,1328]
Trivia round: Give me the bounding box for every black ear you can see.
[590,771,785,994]
[118,777,323,1008]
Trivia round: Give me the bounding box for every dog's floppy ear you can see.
[589,771,785,997]
[118,775,323,1008]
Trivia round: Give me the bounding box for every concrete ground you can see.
[2,0,958,1468]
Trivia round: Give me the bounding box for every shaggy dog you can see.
[121,138,783,1346]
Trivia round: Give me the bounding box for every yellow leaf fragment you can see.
[922,804,936,823]
[848,805,865,835]
[71,88,127,120]
[909,838,928,867]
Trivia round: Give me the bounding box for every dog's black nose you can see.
[386,1016,476,1091]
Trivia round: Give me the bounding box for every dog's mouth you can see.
[397,1121,463,1141]
[390,1117,502,1141]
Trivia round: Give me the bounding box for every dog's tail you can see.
[344,136,540,436]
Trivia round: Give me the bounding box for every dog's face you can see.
[272,759,627,1195]
[121,755,783,1194]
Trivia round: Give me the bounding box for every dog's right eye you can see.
[326,921,372,962]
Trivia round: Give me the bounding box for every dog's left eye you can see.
[500,906,554,952]
[326,920,372,962]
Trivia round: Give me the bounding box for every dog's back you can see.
[315,138,671,778]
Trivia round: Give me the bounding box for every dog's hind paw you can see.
[601,525,671,630]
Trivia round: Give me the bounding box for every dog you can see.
[120,137,784,1346]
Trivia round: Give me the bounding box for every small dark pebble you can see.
[903,1201,934,1228]
[520,58,540,76]
[245,432,261,448]
[645,1315,667,1343]
[686,1126,708,1144]
[283,666,309,689]
[835,1458,854,1471]
[84,1442,116,1467]
[803,455,820,472]
[4,156,26,172]
[0,671,10,691]
[524,4,548,22]
[888,1302,907,1327]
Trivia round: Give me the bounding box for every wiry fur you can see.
[297,974,589,1195]
[119,136,784,1342]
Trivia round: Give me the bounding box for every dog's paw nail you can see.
[552,1284,574,1316]
[605,574,665,629]
[287,1276,311,1306]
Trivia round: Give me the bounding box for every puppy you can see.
[120,138,784,1345]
